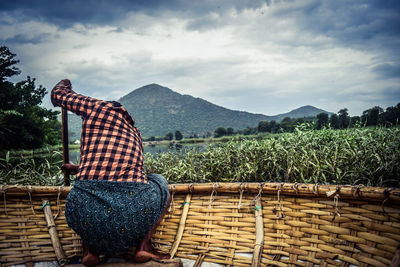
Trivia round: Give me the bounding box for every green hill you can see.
[118,84,272,137]
[63,84,331,139]
[270,105,332,122]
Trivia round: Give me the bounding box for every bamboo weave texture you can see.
[0,183,399,266]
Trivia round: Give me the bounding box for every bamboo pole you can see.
[2,183,398,203]
[251,198,264,267]
[41,199,66,265]
[168,183,400,203]
[61,108,70,186]
[169,193,192,258]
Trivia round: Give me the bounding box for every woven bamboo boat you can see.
[1,182,400,266]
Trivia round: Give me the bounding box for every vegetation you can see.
[212,104,399,138]
[0,46,60,150]
[0,149,64,185]
[1,125,399,187]
[145,125,400,187]
[175,130,183,140]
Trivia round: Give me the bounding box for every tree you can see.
[281,117,295,132]
[338,108,350,129]
[382,103,400,126]
[226,127,234,136]
[269,120,279,133]
[164,132,173,140]
[214,127,227,138]
[243,127,252,135]
[0,46,21,82]
[258,121,270,132]
[0,47,60,150]
[361,106,383,126]
[329,114,339,129]
[316,113,329,130]
[175,130,183,140]
[349,116,361,127]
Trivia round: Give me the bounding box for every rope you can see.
[253,183,263,202]
[331,185,342,221]
[188,183,195,193]
[180,202,191,208]
[208,183,218,210]
[54,186,62,219]
[332,194,341,222]
[292,183,299,195]
[275,183,285,219]
[41,200,50,210]
[168,185,176,217]
[0,186,7,216]
[238,184,244,209]
[352,184,364,199]
[28,185,36,215]
[313,183,319,196]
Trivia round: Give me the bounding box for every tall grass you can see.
[0,149,64,186]
[1,125,398,187]
[145,125,400,187]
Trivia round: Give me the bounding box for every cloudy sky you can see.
[1,0,399,116]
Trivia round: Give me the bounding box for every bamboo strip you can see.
[251,198,263,267]
[2,183,399,203]
[1,184,400,266]
[169,193,191,258]
[41,199,66,265]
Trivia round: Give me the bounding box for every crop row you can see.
[145,125,400,187]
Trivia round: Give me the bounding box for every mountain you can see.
[269,105,333,122]
[118,84,271,137]
[63,84,332,139]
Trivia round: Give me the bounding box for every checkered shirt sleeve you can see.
[51,79,147,183]
[51,79,99,117]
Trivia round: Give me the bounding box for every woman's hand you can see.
[61,163,79,175]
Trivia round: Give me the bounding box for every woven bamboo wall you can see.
[0,192,81,266]
[0,183,399,266]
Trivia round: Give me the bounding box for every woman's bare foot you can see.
[133,194,172,263]
[133,240,170,263]
[82,245,99,266]
[133,247,170,262]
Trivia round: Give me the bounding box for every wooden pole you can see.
[251,198,264,267]
[1,183,400,203]
[61,108,70,186]
[167,183,400,203]
[170,193,192,258]
[41,199,67,265]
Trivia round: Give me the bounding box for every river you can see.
[68,142,209,164]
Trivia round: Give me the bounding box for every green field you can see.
[145,125,400,187]
[1,125,399,187]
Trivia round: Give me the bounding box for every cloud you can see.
[373,63,400,79]
[1,0,399,117]
[0,0,271,28]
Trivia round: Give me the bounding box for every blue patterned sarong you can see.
[65,174,169,256]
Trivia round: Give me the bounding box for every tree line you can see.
[212,104,400,138]
[0,46,60,150]
[1,46,399,149]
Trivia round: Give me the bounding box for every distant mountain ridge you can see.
[118,84,331,137]
[270,105,332,122]
[64,84,331,139]
[118,84,271,137]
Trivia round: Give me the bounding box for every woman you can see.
[52,79,170,265]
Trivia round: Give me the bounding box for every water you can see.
[144,142,208,155]
[68,142,210,163]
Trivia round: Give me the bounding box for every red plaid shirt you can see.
[51,79,147,183]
